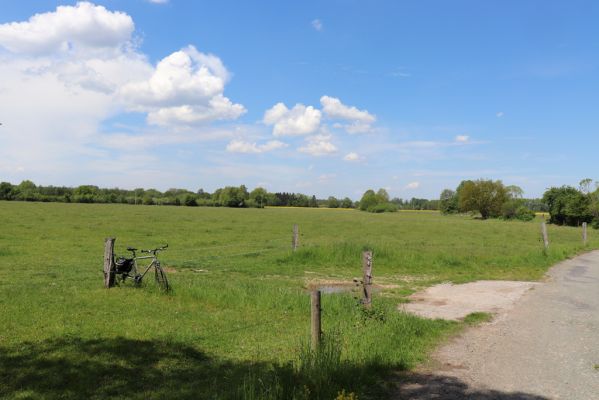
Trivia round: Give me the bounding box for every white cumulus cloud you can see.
[320,96,375,123]
[343,152,360,161]
[263,102,322,136]
[0,2,247,185]
[455,135,469,143]
[0,2,134,55]
[320,95,376,133]
[120,46,245,125]
[405,181,420,189]
[226,140,287,154]
[298,134,337,156]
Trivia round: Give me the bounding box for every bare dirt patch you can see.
[401,280,538,320]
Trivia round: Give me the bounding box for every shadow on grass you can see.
[0,337,372,400]
[395,373,550,400]
[0,338,551,400]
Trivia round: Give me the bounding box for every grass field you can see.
[0,202,595,399]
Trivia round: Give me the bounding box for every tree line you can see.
[0,180,439,211]
[437,178,599,228]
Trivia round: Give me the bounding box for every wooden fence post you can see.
[541,222,549,250]
[292,224,299,251]
[582,222,588,246]
[362,250,373,308]
[103,237,116,288]
[311,290,321,350]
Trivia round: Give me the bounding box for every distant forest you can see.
[0,180,442,210]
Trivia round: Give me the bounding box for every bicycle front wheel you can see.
[154,262,170,291]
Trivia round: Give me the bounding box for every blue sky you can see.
[0,1,597,199]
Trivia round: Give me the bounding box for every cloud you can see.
[388,69,411,78]
[0,2,134,55]
[120,46,245,125]
[263,102,322,136]
[0,3,247,186]
[226,139,287,154]
[320,96,375,123]
[298,134,337,156]
[146,95,246,126]
[405,181,420,189]
[311,19,323,31]
[147,0,169,3]
[320,95,376,133]
[496,111,504,118]
[343,152,360,162]
[455,135,469,143]
[345,122,374,134]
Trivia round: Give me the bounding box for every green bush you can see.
[515,206,535,221]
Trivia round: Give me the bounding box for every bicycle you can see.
[114,244,170,291]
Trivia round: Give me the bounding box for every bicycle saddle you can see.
[126,247,137,251]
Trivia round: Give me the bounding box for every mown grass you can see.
[0,202,596,399]
[463,312,493,326]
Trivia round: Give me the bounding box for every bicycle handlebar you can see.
[140,244,168,254]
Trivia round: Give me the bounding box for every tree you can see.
[0,182,14,200]
[439,189,458,214]
[216,186,249,207]
[359,190,378,211]
[376,188,390,203]
[506,185,524,199]
[184,194,198,207]
[249,187,268,208]
[458,179,508,219]
[327,196,340,208]
[579,178,593,194]
[340,197,353,208]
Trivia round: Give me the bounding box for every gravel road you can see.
[395,251,599,400]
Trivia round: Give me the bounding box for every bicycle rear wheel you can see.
[154,262,170,291]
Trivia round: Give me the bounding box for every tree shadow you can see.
[394,372,550,400]
[0,337,379,399]
[0,337,278,399]
[0,338,552,399]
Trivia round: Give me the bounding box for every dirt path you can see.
[395,251,599,400]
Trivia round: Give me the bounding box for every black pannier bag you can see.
[115,256,134,274]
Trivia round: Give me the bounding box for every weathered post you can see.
[541,222,549,250]
[582,222,588,246]
[292,224,299,251]
[362,250,373,308]
[103,237,116,288]
[311,290,321,350]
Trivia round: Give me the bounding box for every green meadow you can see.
[0,202,595,399]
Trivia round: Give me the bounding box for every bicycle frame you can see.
[131,254,158,282]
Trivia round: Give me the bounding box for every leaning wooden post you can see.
[103,237,116,288]
[311,290,321,350]
[292,224,299,251]
[362,250,373,308]
[582,222,588,246]
[541,222,549,251]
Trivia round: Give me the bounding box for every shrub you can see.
[184,195,198,207]
[515,206,535,221]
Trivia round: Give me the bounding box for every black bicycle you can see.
[115,244,170,291]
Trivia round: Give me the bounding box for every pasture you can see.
[0,202,595,399]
